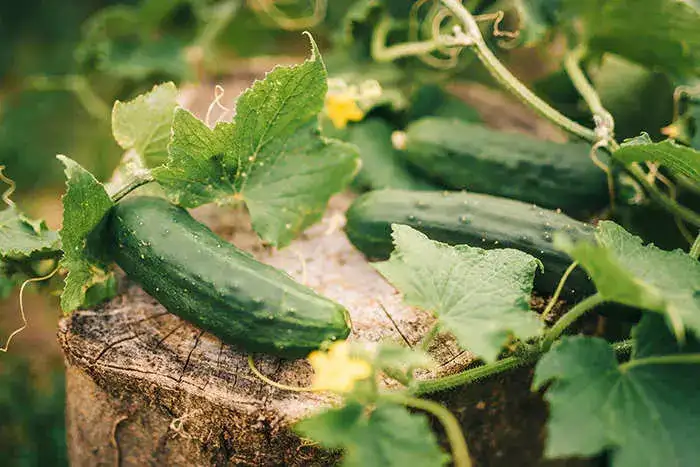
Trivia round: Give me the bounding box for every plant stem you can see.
[691,232,700,259]
[563,46,613,129]
[541,261,579,321]
[110,174,155,203]
[541,293,604,351]
[412,355,531,395]
[385,393,471,467]
[440,0,597,142]
[619,353,700,371]
[372,15,465,62]
[413,338,634,396]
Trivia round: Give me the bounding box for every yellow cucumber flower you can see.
[325,94,365,129]
[308,341,372,393]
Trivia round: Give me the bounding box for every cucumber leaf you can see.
[613,134,700,184]
[112,82,178,168]
[296,402,449,467]
[374,224,543,362]
[0,207,60,260]
[575,0,700,77]
[556,221,700,339]
[57,156,116,314]
[533,317,700,466]
[155,35,360,247]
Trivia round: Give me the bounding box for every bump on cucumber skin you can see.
[403,118,609,219]
[108,197,351,359]
[345,189,596,299]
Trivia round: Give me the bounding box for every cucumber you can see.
[108,196,351,358]
[403,118,609,217]
[345,189,595,298]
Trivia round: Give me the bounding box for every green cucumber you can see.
[108,196,351,358]
[345,189,595,298]
[403,117,608,217]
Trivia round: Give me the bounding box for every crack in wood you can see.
[154,323,185,349]
[92,334,140,364]
[178,330,205,383]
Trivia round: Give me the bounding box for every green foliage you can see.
[111,82,178,168]
[614,134,700,184]
[574,0,700,77]
[297,402,449,467]
[57,156,115,313]
[0,355,67,467]
[375,224,542,362]
[74,2,192,81]
[155,36,360,247]
[0,207,60,260]
[533,315,700,466]
[556,221,700,339]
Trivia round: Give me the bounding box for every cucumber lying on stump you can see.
[345,189,595,298]
[108,196,351,358]
[403,117,609,218]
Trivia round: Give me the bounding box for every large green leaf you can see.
[57,156,116,313]
[374,224,543,362]
[155,35,360,247]
[614,134,700,184]
[533,316,700,466]
[556,221,700,338]
[296,402,449,467]
[0,207,60,260]
[112,82,178,168]
[575,0,700,77]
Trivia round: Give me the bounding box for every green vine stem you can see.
[412,354,533,396]
[413,338,634,396]
[440,0,597,142]
[385,393,472,467]
[691,232,700,259]
[110,174,155,203]
[563,46,614,137]
[619,353,700,371]
[372,15,467,62]
[541,293,605,351]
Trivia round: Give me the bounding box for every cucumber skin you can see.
[404,118,608,218]
[345,190,595,298]
[108,197,351,358]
